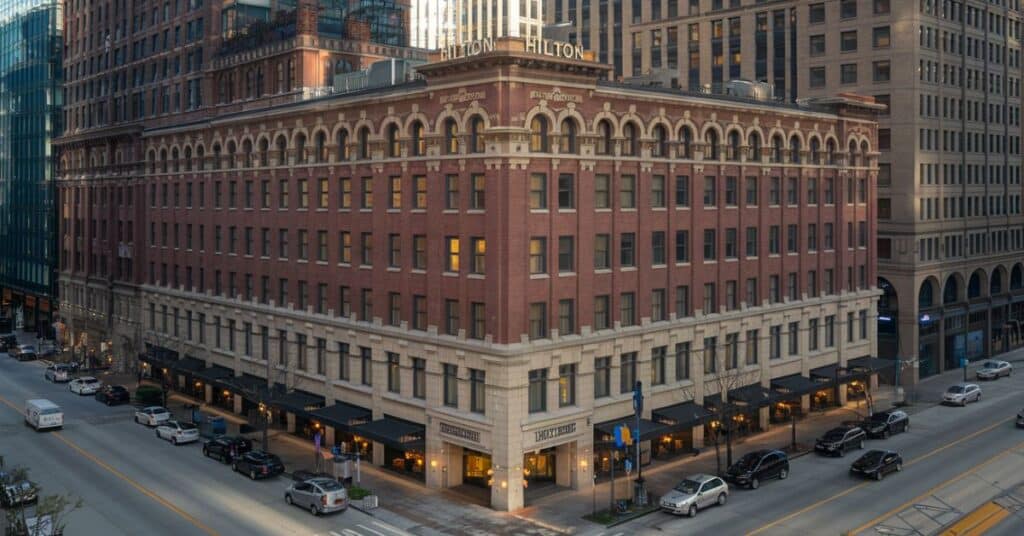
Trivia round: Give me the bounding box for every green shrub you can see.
[348,485,372,500]
[135,385,164,406]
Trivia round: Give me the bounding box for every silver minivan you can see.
[285,478,348,516]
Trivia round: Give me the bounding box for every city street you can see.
[597,364,1024,535]
[0,352,418,536]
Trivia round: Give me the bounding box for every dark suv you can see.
[94,385,131,406]
[815,425,867,456]
[232,451,284,480]
[724,449,790,489]
[203,436,253,464]
[860,410,909,439]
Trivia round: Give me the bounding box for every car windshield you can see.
[674,479,701,494]
[179,423,197,430]
[947,385,965,393]
[859,451,885,465]
[983,362,998,368]
[734,453,761,470]
[40,408,61,415]
[824,429,847,440]
[315,479,343,491]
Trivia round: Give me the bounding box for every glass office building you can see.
[0,0,62,334]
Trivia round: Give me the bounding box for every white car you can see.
[44,364,71,383]
[68,376,101,395]
[155,421,200,445]
[660,474,729,517]
[943,383,981,406]
[976,360,1012,380]
[134,406,171,427]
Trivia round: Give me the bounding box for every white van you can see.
[25,399,63,431]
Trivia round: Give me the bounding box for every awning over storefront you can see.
[770,374,821,397]
[352,416,425,450]
[269,389,325,417]
[309,402,372,432]
[810,363,856,385]
[167,356,206,374]
[729,383,774,407]
[847,356,896,373]
[594,417,669,442]
[653,401,713,431]
[218,374,269,395]
[192,365,235,384]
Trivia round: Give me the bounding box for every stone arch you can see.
[676,122,696,159]
[590,109,620,137]
[645,115,673,140]
[620,118,642,156]
[650,122,669,158]
[183,145,193,171]
[967,268,987,299]
[991,265,1008,295]
[311,128,329,162]
[256,135,271,166]
[433,108,462,136]
[402,111,433,136]
[919,276,939,309]
[241,138,254,167]
[944,273,964,304]
[594,118,615,155]
[725,126,743,161]
[699,119,724,141]
[1011,263,1024,290]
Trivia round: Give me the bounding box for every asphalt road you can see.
[0,353,416,536]
[612,368,1024,535]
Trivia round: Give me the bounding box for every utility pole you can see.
[633,381,647,507]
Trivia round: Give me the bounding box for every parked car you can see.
[68,376,101,395]
[815,425,867,456]
[44,364,72,383]
[943,383,982,406]
[202,436,253,463]
[860,409,910,439]
[135,406,172,426]
[1017,409,1024,428]
[11,344,37,361]
[659,474,729,517]
[155,421,200,445]
[976,360,1012,380]
[724,449,789,489]
[0,470,38,508]
[285,477,348,516]
[232,451,285,480]
[291,470,335,483]
[0,333,18,352]
[94,385,131,406]
[850,449,903,481]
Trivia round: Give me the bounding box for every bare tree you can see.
[702,346,761,475]
[3,466,82,536]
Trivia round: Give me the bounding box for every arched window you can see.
[227,141,237,169]
[211,144,221,170]
[276,62,283,93]
[704,129,719,160]
[826,139,837,164]
[943,276,960,304]
[727,130,741,161]
[771,135,784,163]
[285,58,294,90]
[242,139,253,168]
[469,116,485,153]
[679,126,693,159]
[184,146,193,171]
[358,127,370,159]
[652,125,668,157]
[991,269,1003,295]
[258,138,269,167]
[275,136,287,165]
[315,131,327,163]
[918,281,934,309]
[171,148,180,172]
[860,141,870,165]
[623,122,639,156]
[387,124,400,157]
[444,118,459,155]
[196,145,205,170]
[148,150,156,174]
[411,121,426,156]
[789,135,801,164]
[748,132,762,160]
[596,120,613,155]
[295,133,307,163]
[1012,264,1023,290]
[810,138,821,164]
[530,116,549,152]
[968,272,983,299]
[848,140,859,166]
[336,130,349,161]
[560,118,578,154]
[160,149,168,173]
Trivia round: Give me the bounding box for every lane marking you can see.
[747,416,1015,535]
[341,529,363,536]
[849,439,1024,535]
[372,521,414,536]
[357,524,387,536]
[940,501,1010,536]
[329,532,344,536]
[0,393,219,536]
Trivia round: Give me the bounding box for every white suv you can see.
[155,421,199,445]
[69,376,101,395]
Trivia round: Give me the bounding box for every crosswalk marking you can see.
[356,525,387,536]
[371,521,413,536]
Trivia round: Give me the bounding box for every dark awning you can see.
[770,374,820,397]
[167,356,206,373]
[729,384,774,407]
[594,417,669,442]
[309,402,372,432]
[270,390,325,417]
[810,364,856,384]
[848,356,896,373]
[218,374,268,395]
[653,402,712,431]
[192,365,235,384]
[352,416,425,451]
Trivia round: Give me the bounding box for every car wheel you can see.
[249,470,257,480]
[750,478,759,490]
[135,415,141,424]
[106,400,112,406]
[688,504,698,517]
[232,463,239,472]
[155,430,160,438]
[976,393,981,402]
[171,437,178,446]
[961,399,967,407]
[896,462,903,472]
[717,493,727,506]
[859,440,865,450]
[875,470,884,481]
[903,423,909,433]
[203,447,209,458]
[779,468,789,480]
[310,504,319,516]
[285,495,293,506]
[838,446,845,457]
[882,429,890,439]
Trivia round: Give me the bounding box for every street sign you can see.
[623,459,633,475]
[960,358,968,368]
[614,424,632,448]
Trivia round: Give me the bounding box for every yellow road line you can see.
[941,501,1011,536]
[747,416,1015,536]
[0,394,219,535]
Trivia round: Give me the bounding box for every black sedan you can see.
[814,425,867,456]
[203,436,254,463]
[850,449,903,480]
[232,451,284,480]
[94,385,131,406]
[860,409,909,439]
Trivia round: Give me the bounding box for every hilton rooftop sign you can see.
[440,37,585,62]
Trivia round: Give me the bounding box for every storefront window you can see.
[523,448,556,485]
[463,450,492,487]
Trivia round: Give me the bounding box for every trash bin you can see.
[332,455,353,483]
[209,416,226,436]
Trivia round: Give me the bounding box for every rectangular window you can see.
[387,352,401,393]
[703,282,717,313]
[413,176,427,209]
[675,175,690,207]
[703,176,717,207]
[470,369,485,414]
[558,173,575,209]
[620,352,637,393]
[558,364,577,407]
[620,175,636,208]
[529,173,547,209]
[361,232,373,265]
[360,346,372,386]
[388,176,402,209]
[770,325,782,359]
[594,356,611,398]
[412,358,426,399]
[445,175,459,209]
[446,237,460,272]
[339,231,351,263]
[745,329,759,364]
[470,302,486,339]
[594,174,611,208]
[703,337,718,374]
[703,229,717,260]
[675,230,690,263]
[788,321,800,355]
[529,302,548,339]
[651,175,666,207]
[676,285,690,317]
[558,299,575,335]
[528,369,548,413]
[558,236,575,272]
[620,292,636,326]
[443,363,458,407]
[529,237,547,274]
[413,295,427,330]
[745,176,758,206]
[339,178,351,208]
[337,342,350,380]
[361,178,373,209]
[725,176,737,206]
[809,318,820,350]
[620,233,636,267]
[651,289,666,322]
[594,234,611,269]
[675,342,691,380]
[651,346,667,385]
[471,174,485,209]
[593,295,610,330]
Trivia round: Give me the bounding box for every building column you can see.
[446,444,464,488]
[838,383,848,406]
[758,406,770,432]
[800,393,810,414]
[576,439,595,491]
[204,383,213,404]
[372,442,384,466]
[233,394,243,414]
[490,444,524,511]
[986,307,993,358]
[286,411,296,433]
[691,424,705,449]
[425,433,445,489]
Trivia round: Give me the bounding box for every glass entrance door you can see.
[523,447,556,484]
